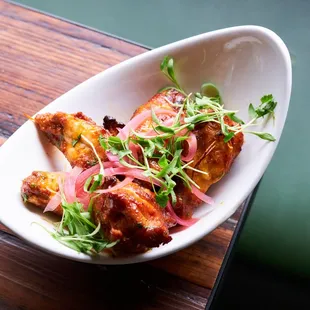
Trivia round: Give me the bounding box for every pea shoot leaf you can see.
[144,140,155,157]
[227,113,245,124]
[151,108,161,125]
[89,174,103,192]
[247,131,276,141]
[248,103,258,119]
[160,55,183,91]
[248,95,277,119]
[156,192,169,207]
[154,125,175,133]
[72,133,81,147]
[158,154,168,169]
[224,132,235,143]
[255,94,277,118]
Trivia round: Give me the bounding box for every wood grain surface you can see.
[0,1,242,309]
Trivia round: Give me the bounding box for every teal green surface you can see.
[14,0,310,275]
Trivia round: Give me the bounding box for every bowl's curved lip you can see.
[0,25,292,265]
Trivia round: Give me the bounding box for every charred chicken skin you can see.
[92,181,172,253]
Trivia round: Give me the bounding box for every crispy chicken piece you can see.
[28,111,174,253]
[174,117,243,218]
[131,89,183,172]
[21,171,172,253]
[132,88,182,135]
[35,112,109,169]
[131,89,244,219]
[92,182,171,253]
[21,171,62,216]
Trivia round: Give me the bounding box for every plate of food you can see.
[0,26,291,264]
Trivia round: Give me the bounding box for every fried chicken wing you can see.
[174,117,243,218]
[35,112,109,169]
[132,89,182,135]
[21,171,62,216]
[92,182,171,253]
[131,89,244,218]
[21,171,172,253]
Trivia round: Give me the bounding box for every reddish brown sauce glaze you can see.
[35,112,110,169]
[92,182,172,254]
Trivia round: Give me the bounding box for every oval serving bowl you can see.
[0,26,291,264]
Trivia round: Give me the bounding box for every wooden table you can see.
[0,1,243,308]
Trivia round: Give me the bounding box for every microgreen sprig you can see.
[51,200,117,254]
[160,56,186,94]
[81,135,104,176]
[81,134,106,193]
[160,55,276,142]
[99,56,277,207]
[47,176,117,254]
[40,159,116,254]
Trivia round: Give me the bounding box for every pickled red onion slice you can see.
[118,108,177,139]
[144,117,175,137]
[106,152,119,162]
[75,162,121,193]
[191,185,214,205]
[166,201,198,227]
[128,142,139,161]
[76,165,100,192]
[95,177,134,194]
[181,132,197,162]
[64,166,83,204]
[44,193,61,213]
[104,167,162,187]
[76,190,91,210]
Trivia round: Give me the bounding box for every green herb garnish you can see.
[51,201,117,254]
[160,56,184,93]
[42,136,113,254]
[22,193,28,203]
[84,174,103,193]
[72,133,81,147]
[37,56,277,254]
[99,56,277,205]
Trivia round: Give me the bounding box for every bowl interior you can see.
[0,26,291,264]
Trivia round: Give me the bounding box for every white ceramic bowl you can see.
[0,26,291,264]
